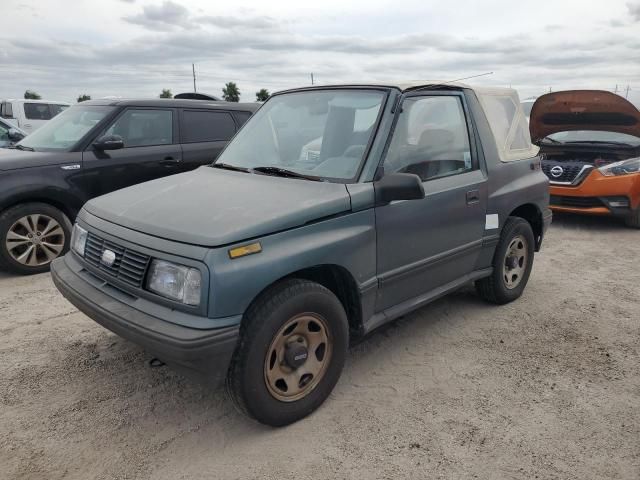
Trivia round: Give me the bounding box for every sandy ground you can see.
[1,213,639,480]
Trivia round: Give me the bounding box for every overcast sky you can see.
[1,0,639,104]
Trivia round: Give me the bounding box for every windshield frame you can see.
[212,86,391,184]
[16,104,119,153]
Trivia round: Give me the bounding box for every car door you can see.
[178,109,237,171]
[375,91,487,311]
[82,107,182,198]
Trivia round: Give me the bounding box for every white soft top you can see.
[311,81,540,162]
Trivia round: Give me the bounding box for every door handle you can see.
[160,156,181,165]
[466,189,480,205]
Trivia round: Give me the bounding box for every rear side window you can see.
[181,110,236,143]
[104,109,173,147]
[1,102,13,118]
[24,103,53,120]
[50,104,68,117]
[482,95,531,155]
[233,111,252,128]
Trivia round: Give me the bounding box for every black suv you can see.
[0,98,258,274]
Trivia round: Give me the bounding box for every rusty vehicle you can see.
[531,90,640,227]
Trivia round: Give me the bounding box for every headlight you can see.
[70,224,88,257]
[598,157,640,176]
[147,260,202,306]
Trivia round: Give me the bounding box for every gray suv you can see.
[52,82,551,426]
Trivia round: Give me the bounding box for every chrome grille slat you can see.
[83,232,150,287]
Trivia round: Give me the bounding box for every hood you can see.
[84,167,352,247]
[0,148,68,171]
[529,90,640,143]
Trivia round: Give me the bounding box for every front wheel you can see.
[625,208,640,228]
[226,279,349,426]
[475,216,535,305]
[0,203,72,275]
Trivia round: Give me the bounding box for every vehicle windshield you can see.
[521,101,534,117]
[546,130,640,146]
[214,89,386,181]
[17,105,114,152]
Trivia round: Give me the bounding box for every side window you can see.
[482,95,530,157]
[24,103,53,120]
[1,102,13,119]
[0,122,9,141]
[181,110,236,143]
[49,104,68,118]
[233,111,252,128]
[104,109,173,147]
[383,95,473,181]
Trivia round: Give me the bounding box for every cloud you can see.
[1,1,639,106]
[123,1,190,30]
[628,2,640,21]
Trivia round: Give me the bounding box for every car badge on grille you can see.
[550,166,564,178]
[101,249,116,267]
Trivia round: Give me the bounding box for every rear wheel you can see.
[625,208,640,228]
[0,203,72,275]
[475,216,535,304]
[226,279,348,426]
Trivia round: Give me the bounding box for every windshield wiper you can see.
[251,166,324,181]
[9,144,35,151]
[540,136,562,144]
[211,162,251,173]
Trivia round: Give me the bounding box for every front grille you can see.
[541,161,592,184]
[84,232,151,287]
[550,195,604,209]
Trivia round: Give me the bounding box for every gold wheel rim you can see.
[502,234,528,290]
[263,313,332,402]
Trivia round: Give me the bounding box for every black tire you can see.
[226,278,349,427]
[475,216,535,305]
[0,203,72,275]
[625,209,640,228]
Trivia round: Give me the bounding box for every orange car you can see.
[530,90,640,228]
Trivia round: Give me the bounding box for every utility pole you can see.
[625,85,631,99]
[310,73,314,85]
[614,84,618,94]
[192,63,197,93]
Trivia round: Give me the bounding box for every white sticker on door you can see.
[485,214,499,230]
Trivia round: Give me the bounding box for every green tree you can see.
[77,94,91,102]
[159,89,173,98]
[255,88,269,102]
[24,90,41,100]
[222,82,240,102]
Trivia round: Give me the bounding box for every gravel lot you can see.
[1,213,639,480]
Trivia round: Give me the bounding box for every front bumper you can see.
[51,255,240,385]
[549,170,640,217]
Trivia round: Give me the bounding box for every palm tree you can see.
[24,90,41,100]
[255,89,270,102]
[159,89,173,98]
[222,82,240,102]
[77,94,91,102]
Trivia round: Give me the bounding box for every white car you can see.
[0,99,70,133]
[521,98,537,123]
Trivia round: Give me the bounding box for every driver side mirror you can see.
[7,128,25,142]
[93,134,124,151]
[374,172,425,205]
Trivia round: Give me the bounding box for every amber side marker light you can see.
[229,242,262,259]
